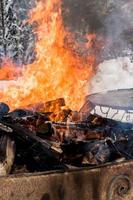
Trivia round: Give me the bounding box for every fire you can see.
[0,0,95,111]
[0,59,21,80]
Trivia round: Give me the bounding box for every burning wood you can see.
[0,96,131,175]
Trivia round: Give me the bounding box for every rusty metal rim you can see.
[3,159,133,179]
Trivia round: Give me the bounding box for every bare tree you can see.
[0,0,35,65]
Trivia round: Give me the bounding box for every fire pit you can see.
[0,161,133,200]
[0,89,132,199]
[0,0,132,199]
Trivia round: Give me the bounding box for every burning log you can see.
[50,108,72,122]
[53,121,105,141]
[79,100,95,121]
[0,96,132,173]
[3,110,50,133]
[1,121,67,171]
[44,98,65,113]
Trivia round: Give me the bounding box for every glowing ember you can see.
[0,0,95,111]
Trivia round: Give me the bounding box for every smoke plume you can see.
[90,57,133,93]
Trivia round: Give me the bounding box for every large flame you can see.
[0,0,95,111]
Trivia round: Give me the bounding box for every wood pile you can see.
[0,99,132,175]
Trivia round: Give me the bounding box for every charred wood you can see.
[1,121,66,171]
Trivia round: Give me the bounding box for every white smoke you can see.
[90,57,133,94]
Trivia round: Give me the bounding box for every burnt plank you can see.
[1,121,67,171]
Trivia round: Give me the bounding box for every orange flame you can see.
[0,0,95,111]
[0,59,21,80]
